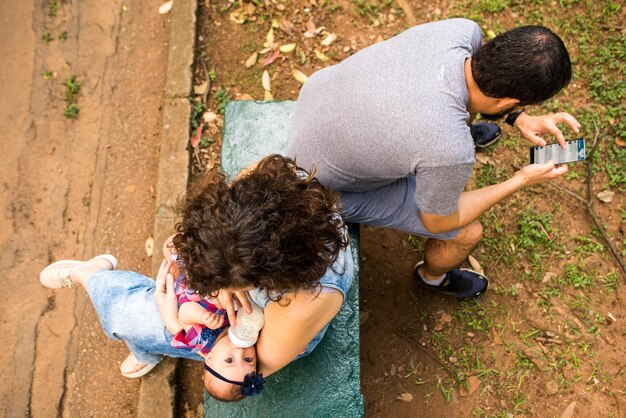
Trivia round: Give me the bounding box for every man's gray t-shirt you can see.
[287,18,482,216]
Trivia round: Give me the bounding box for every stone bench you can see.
[203,100,363,417]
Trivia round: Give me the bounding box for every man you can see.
[287,18,580,299]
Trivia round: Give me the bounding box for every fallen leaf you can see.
[561,401,577,418]
[258,46,273,55]
[159,0,173,14]
[190,124,203,148]
[264,90,274,100]
[262,70,271,91]
[244,52,258,68]
[486,29,496,39]
[280,19,295,35]
[271,18,280,29]
[396,393,413,402]
[616,138,626,147]
[314,48,330,62]
[261,49,280,67]
[292,68,308,84]
[459,376,481,397]
[468,255,484,275]
[237,93,254,101]
[321,33,337,46]
[541,272,557,284]
[264,27,275,48]
[597,190,615,203]
[433,310,453,331]
[194,80,208,96]
[475,153,495,165]
[306,20,316,36]
[279,43,297,53]
[145,237,154,257]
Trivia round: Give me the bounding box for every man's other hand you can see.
[515,161,569,186]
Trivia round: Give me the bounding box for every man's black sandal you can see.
[414,261,489,300]
[470,122,501,149]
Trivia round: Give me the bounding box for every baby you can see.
[159,237,265,402]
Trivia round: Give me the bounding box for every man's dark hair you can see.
[471,25,571,106]
[173,154,348,300]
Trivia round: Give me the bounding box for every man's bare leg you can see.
[420,219,483,280]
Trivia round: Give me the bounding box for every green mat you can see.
[203,101,363,417]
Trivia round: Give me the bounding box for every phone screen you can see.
[530,138,586,164]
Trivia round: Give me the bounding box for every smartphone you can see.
[530,138,586,164]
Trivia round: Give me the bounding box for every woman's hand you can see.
[155,259,181,333]
[216,289,253,326]
[515,112,581,148]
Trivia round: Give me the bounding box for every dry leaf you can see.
[244,52,258,68]
[238,93,254,101]
[434,310,452,331]
[597,190,615,203]
[468,255,484,275]
[280,19,295,35]
[264,27,275,48]
[459,376,481,397]
[261,49,280,67]
[292,69,308,84]
[145,237,154,257]
[262,70,271,91]
[314,49,330,62]
[541,272,557,284]
[258,46,273,55]
[203,111,217,123]
[486,29,496,39]
[264,90,274,100]
[279,43,297,53]
[159,0,173,14]
[561,401,577,418]
[194,81,208,96]
[616,138,626,147]
[396,392,413,402]
[321,33,337,46]
[271,18,280,29]
[306,20,316,35]
[190,124,203,148]
[475,153,495,165]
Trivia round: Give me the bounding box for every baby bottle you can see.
[228,302,265,348]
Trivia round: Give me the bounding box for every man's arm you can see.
[420,161,568,234]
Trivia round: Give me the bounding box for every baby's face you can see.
[206,334,257,381]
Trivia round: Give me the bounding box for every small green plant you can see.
[63,76,81,119]
[64,103,79,119]
[42,32,53,43]
[436,379,453,403]
[564,264,593,288]
[41,70,54,80]
[213,87,230,114]
[208,70,217,81]
[190,101,206,134]
[48,1,58,17]
[59,31,68,42]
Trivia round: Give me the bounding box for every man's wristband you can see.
[505,109,524,127]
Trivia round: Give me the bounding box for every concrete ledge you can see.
[138,0,197,417]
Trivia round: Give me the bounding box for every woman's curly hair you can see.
[172,154,348,299]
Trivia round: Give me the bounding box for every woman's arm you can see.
[256,290,343,376]
[154,259,184,335]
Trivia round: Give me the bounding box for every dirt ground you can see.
[2,0,624,417]
[1,0,170,416]
[186,0,626,416]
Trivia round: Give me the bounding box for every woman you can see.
[39,155,353,381]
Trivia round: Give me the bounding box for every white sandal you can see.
[120,353,157,378]
[39,254,118,289]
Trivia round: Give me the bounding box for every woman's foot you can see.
[39,254,118,289]
[120,353,157,378]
